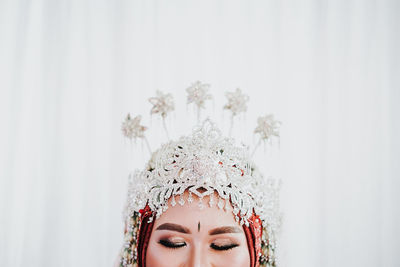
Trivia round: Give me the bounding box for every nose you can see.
[187,244,207,267]
[188,246,201,267]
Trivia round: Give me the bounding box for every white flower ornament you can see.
[121,114,152,154]
[254,114,281,141]
[121,114,147,140]
[186,81,213,122]
[224,88,249,116]
[186,81,212,109]
[149,90,174,118]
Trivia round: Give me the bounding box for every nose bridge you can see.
[188,243,201,267]
[187,241,207,267]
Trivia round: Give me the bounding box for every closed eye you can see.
[158,239,187,249]
[210,243,239,251]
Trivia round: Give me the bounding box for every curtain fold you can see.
[0,0,399,266]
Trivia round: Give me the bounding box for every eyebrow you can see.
[208,226,243,235]
[156,223,191,234]
[155,223,243,235]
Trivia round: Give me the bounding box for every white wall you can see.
[0,0,399,266]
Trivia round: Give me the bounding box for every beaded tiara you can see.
[119,81,282,267]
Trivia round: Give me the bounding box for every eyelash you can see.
[159,239,186,249]
[210,243,239,251]
[158,239,239,251]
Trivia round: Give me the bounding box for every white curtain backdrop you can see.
[1,1,399,267]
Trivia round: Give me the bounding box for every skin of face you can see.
[146,191,251,267]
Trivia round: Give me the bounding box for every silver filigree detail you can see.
[124,119,281,236]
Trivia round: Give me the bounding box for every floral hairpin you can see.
[122,81,280,158]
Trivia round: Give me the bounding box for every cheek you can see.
[209,246,250,267]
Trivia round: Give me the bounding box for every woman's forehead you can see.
[153,193,239,230]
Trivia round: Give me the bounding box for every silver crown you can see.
[120,81,282,267]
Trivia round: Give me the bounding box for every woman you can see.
[117,84,281,266]
[116,118,280,267]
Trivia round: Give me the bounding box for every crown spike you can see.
[251,114,281,157]
[224,88,249,137]
[186,81,212,124]
[149,90,174,140]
